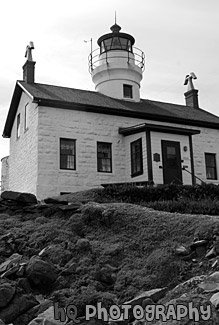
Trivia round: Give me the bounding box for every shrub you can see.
[145,198,219,215]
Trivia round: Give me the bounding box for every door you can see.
[161,140,182,184]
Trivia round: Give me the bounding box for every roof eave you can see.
[2,83,23,138]
[2,81,36,138]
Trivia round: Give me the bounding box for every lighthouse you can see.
[89,22,145,102]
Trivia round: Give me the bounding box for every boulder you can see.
[25,257,58,288]
[1,191,37,204]
[0,283,16,307]
[0,293,38,324]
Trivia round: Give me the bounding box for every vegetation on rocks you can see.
[0,185,219,324]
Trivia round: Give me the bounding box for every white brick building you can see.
[2,23,219,199]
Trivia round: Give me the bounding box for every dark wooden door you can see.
[161,140,182,184]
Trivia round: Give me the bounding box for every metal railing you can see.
[88,47,145,74]
[182,167,206,184]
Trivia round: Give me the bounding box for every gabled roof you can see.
[3,80,219,138]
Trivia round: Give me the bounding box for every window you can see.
[60,138,76,170]
[205,153,217,180]
[123,84,133,99]
[24,103,29,131]
[17,113,20,138]
[97,142,112,173]
[131,138,143,177]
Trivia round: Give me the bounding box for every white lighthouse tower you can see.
[89,22,145,102]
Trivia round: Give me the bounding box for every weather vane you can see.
[184,72,197,91]
[25,41,34,61]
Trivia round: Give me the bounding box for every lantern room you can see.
[89,22,145,102]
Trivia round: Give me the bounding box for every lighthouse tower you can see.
[89,22,145,102]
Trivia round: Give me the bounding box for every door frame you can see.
[161,140,183,184]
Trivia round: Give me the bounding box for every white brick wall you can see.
[36,104,219,199]
[8,92,38,194]
[1,156,9,192]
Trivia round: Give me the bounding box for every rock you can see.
[1,191,37,204]
[210,292,219,309]
[180,251,196,261]
[25,257,58,288]
[195,245,206,257]
[142,297,154,308]
[124,287,168,306]
[28,306,67,325]
[0,253,23,274]
[1,264,20,278]
[38,246,53,258]
[212,259,218,268]
[0,293,38,324]
[198,272,219,293]
[58,203,81,212]
[206,247,217,259]
[94,266,117,285]
[13,298,53,325]
[43,197,68,205]
[0,283,16,308]
[175,245,190,256]
[190,239,208,249]
[60,261,76,276]
[17,278,33,293]
[76,238,91,251]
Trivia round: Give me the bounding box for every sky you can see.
[0,0,219,167]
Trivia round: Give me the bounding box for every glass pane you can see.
[120,38,128,50]
[111,37,121,49]
[104,39,112,51]
[167,146,176,156]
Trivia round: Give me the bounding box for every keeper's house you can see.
[2,23,219,199]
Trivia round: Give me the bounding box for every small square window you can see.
[97,142,112,173]
[205,153,217,180]
[123,84,133,99]
[60,138,76,170]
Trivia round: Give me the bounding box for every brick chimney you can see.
[23,42,35,83]
[184,72,199,108]
[184,89,199,108]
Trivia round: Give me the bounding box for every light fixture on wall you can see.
[183,146,188,152]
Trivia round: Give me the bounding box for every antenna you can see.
[115,11,117,24]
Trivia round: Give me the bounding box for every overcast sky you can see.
[1,0,219,166]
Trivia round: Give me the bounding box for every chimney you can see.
[184,72,199,108]
[23,42,35,83]
[184,89,199,108]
